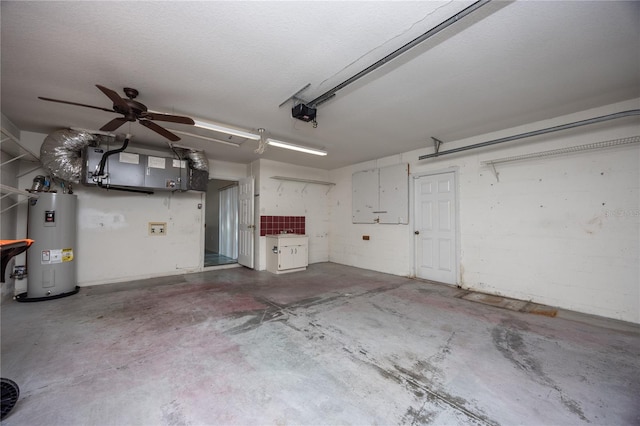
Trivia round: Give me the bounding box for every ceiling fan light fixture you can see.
[192,120,261,140]
[266,138,327,156]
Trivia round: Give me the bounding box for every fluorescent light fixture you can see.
[192,120,261,140]
[168,129,242,147]
[266,138,327,156]
[146,110,260,140]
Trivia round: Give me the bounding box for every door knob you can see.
[414,230,420,235]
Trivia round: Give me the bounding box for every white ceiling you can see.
[2,1,639,170]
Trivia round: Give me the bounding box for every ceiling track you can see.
[419,109,640,160]
[308,0,492,107]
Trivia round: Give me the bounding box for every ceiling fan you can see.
[38,85,195,141]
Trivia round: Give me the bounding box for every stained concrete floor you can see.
[1,262,639,426]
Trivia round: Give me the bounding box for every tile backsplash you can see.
[260,215,305,236]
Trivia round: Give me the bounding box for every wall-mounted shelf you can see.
[271,175,335,194]
[0,184,38,214]
[1,127,40,165]
[270,176,335,186]
[481,135,640,182]
[1,127,42,213]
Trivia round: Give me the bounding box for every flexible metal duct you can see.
[186,150,209,172]
[40,129,95,183]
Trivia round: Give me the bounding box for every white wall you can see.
[255,159,331,270]
[329,99,640,323]
[73,188,204,285]
[329,158,414,277]
[11,131,246,289]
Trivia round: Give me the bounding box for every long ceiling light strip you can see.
[168,129,241,147]
[148,110,261,140]
[266,138,327,156]
[192,120,261,140]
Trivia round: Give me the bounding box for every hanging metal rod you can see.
[481,135,640,166]
[418,109,640,160]
[307,0,492,107]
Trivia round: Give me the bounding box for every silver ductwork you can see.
[41,129,208,192]
[186,150,209,172]
[40,129,96,183]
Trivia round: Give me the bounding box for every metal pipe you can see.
[308,0,492,107]
[418,109,640,160]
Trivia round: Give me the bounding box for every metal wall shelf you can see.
[271,176,335,186]
[271,175,335,194]
[1,127,41,213]
[481,135,640,181]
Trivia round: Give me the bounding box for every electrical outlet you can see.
[149,222,167,236]
[362,235,370,240]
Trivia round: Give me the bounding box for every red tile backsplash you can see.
[260,215,305,236]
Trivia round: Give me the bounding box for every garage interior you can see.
[1,1,639,425]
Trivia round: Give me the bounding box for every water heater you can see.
[25,192,78,299]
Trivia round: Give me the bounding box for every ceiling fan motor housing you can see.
[115,99,147,121]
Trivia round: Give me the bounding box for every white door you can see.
[238,176,254,268]
[414,172,457,284]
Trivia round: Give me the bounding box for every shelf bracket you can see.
[488,162,500,182]
[431,137,443,156]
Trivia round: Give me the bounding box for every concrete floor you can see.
[1,262,639,425]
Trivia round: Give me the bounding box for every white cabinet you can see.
[266,235,309,274]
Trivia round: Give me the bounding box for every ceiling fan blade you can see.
[38,96,115,113]
[142,112,195,125]
[139,119,180,141]
[96,84,130,112]
[100,117,129,132]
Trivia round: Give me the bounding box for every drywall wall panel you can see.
[330,99,640,323]
[331,166,413,277]
[73,188,203,285]
[256,159,331,270]
[209,159,247,180]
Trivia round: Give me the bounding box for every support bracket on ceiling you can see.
[432,137,444,156]
[278,83,311,108]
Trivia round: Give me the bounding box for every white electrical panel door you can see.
[352,168,378,223]
[352,164,408,224]
[379,164,409,224]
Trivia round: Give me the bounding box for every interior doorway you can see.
[413,171,458,285]
[204,178,239,267]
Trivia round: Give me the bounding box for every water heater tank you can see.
[26,193,78,299]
